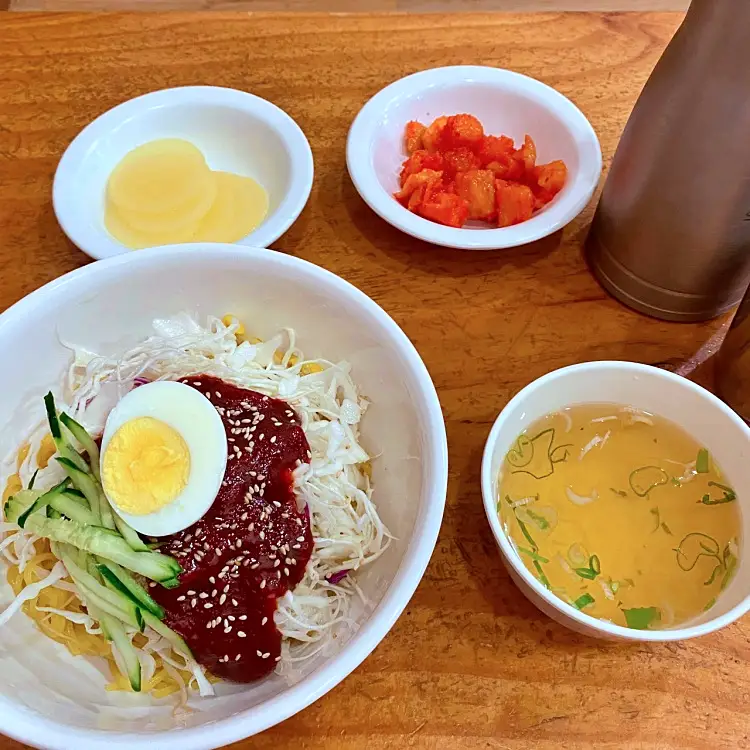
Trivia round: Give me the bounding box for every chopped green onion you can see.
[699,481,736,505]
[589,555,601,575]
[517,546,549,563]
[703,597,716,612]
[622,606,660,630]
[609,488,627,497]
[574,567,597,580]
[696,448,710,474]
[628,466,669,498]
[516,517,537,550]
[573,593,595,610]
[660,521,673,535]
[532,559,551,589]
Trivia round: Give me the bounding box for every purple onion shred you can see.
[326,570,348,585]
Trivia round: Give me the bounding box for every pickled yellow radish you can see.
[105,203,199,250]
[103,138,269,250]
[107,139,214,216]
[122,172,218,236]
[192,171,269,243]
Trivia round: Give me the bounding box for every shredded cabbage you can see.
[0,313,390,700]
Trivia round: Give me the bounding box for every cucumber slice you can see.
[60,412,101,481]
[112,513,149,552]
[44,392,89,473]
[62,488,88,504]
[51,493,98,525]
[17,480,71,527]
[24,515,182,583]
[55,457,103,525]
[142,611,193,660]
[89,603,142,692]
[97,559,165,619]
[59,548,143,630]
[28,469,40,490]
[4,489,40,523]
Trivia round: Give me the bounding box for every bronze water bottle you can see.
[585,0,750,322]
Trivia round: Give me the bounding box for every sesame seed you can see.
[215,391,221,399]
[260,579,266,589]
[297,536,305,542]
[238,631,247,638]
[284,567,290,575]
[212,589,218,597]
[262,616,268,626]
[275,656,281,662]
[270,436,277,444]
[232,598,238,606]
[256,650,263,657]
[204,603,213,609]
[209,576,216,584]
[220,594,227,605]
[223,584,230,593]
[273,500,281,508]
[199,592,208,599]
[235,654,242,661]
[191,598,197,607]
[224,626,232,633]
[177,595,186,602]
[239,615,247,620]
[262,652,270,659]
[251,562,260,570]
[187,590,196,595]
[274,559,280,568]
[260,531,265,540]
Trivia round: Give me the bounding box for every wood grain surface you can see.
[4,1,692,13]
[1,11,748,750]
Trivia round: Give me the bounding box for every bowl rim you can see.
[346,65,602,250]
[480,360,750,641]
[0,244,449,750]
[52,86,314,261]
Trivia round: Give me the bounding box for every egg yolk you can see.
[102,417,190,515]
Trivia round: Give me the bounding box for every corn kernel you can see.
[222,314,245,337]
[37,434,56,469]
[300,362,324,376]
[2,473,22,503]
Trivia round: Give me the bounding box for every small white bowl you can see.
[481,361,750,641]
[347,66,602,250]
[0,244,448,749]
[53,86,314,260]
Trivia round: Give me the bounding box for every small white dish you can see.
[481,361,750,641]
[347,66,602,250]
[53,86,314,260]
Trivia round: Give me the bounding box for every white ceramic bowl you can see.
[347,66,602,250]
[53,87,314,260]
[481,361,750,641]
[0,244,448,749]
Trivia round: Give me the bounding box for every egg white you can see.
[99,380,227,537]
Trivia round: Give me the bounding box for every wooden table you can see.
[1,11,747,750]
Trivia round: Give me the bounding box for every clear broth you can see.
[498,403,742,630]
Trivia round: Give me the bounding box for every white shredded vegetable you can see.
[565,487,599,506]
[0,313,390,699]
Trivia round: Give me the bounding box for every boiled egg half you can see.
[100,381,227,536]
